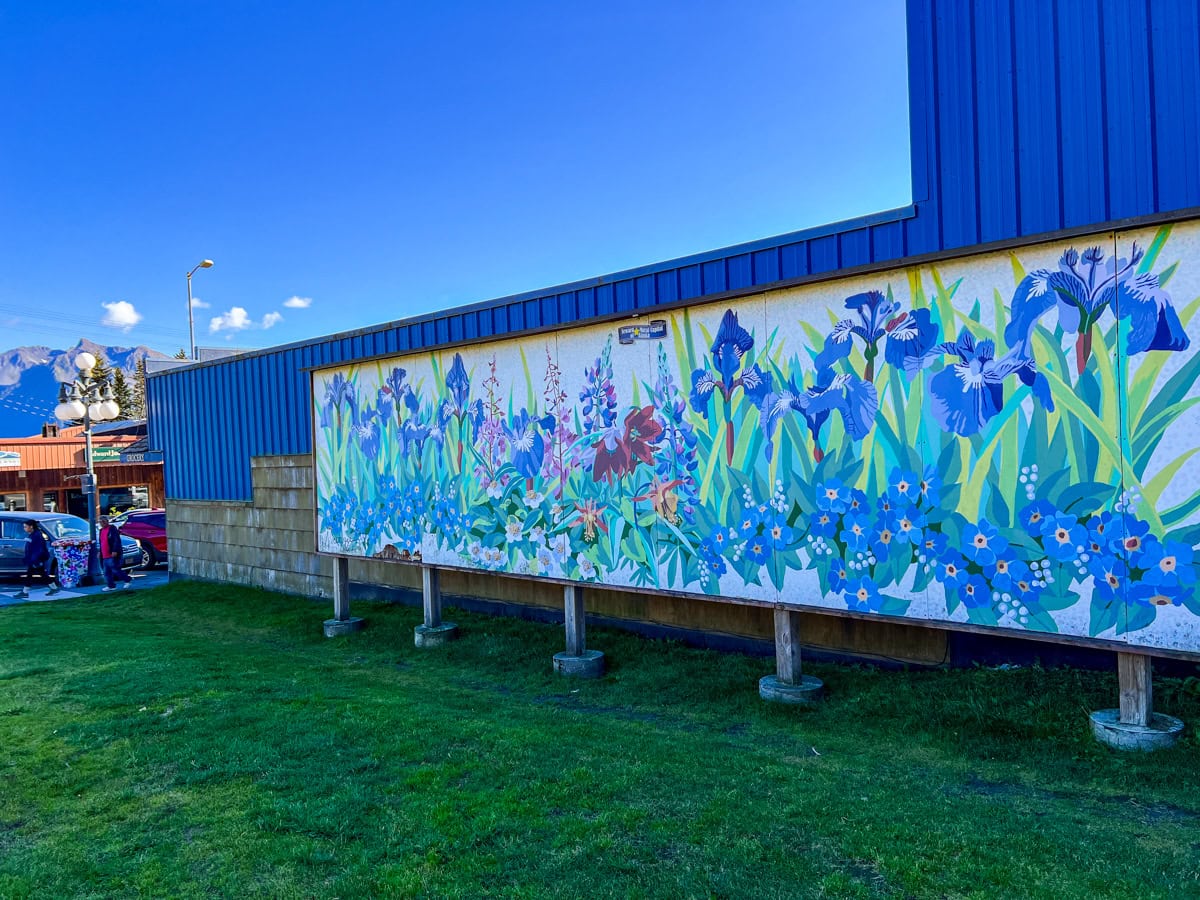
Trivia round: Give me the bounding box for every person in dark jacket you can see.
[98,515,132,592]
[18,520,60,599]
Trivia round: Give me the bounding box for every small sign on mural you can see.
[618,320,667,344]
[0,450,19,469]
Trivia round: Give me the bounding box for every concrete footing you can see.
[1089,709,1184,752]
[323,616,366,638]
[553,650,606,678]
[414,622,459,648]
[759,674,825,704]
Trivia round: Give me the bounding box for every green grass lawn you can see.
[1,583,1199,899]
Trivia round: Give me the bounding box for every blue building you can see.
[149,0,1200,674]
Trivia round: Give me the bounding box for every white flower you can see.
[468,541,483,560]
[487,481,503,500]
[536,547,554,570]
[550,533,570,561]
[523,490,545,508]
[576,553,597,579]
[530,525,546,545]
[505,521,523,542]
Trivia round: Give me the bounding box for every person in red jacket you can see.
[98,515,133,592]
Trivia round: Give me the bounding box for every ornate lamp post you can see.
[187,259,214,360]
[54,351,120,579]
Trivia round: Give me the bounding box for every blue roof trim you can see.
[151,205,916,379]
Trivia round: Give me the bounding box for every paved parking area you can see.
[0,567,169,606]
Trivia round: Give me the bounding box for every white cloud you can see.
[101,300,143,332]
[209,307,252,333]
[261,311,283,329]
[190,296,210,309]
[283,295,312,309]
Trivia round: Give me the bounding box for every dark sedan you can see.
[0,512,141,580]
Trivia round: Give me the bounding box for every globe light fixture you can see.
[53,356,123,580]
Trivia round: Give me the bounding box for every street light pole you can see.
[186,259,214,360]
[55,351,121,581]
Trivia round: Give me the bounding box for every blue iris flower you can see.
[928,329,1046,436]
[505,408,548,480]
[1006,245,1189,372]
[815,290,900,382]
[758,370,878,462]
[353,403,382,461]
[383,366,419,417]
[689,309,771,463]
[883,307,941,374]
[445,353,471,417]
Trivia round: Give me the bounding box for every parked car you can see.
[0,511,141,581]
[111,508,168,569]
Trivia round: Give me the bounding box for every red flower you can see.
[591,405,663,483]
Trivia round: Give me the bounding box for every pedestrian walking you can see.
[18,520,60,599]
[98,515,132,592]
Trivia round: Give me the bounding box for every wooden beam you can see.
[564,585,586,656]
[1117,652,1152,726]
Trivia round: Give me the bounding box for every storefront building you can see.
[0,423,164,518]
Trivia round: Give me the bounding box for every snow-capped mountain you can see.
[0,339,170,437]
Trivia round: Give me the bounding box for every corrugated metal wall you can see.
[150,0,1200,501]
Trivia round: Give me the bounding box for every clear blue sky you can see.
[0,1,911,355]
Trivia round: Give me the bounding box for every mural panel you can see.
[313,220,1200,656]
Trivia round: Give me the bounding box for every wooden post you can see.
[323,556,365,637]
[422,566,442,629]
[552,584,604,676]
[332,556,351,622]
[1117,652,1152,726]
[758,605,823,703]
[774,608,804,686]
[564,584,586,657]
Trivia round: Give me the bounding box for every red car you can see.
[112,508,168,568]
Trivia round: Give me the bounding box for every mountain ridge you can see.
[0,339,170,438]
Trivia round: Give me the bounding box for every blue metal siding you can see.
[150,0,1200,501]
[1151,0,1200,213]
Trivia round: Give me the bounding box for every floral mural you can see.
[314,223,1200,655]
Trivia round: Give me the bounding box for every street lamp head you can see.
[200,259,214,268]
[100,400,120,420]
[75,351,96,373]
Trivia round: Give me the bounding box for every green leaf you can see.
[1037,363,1123,477]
